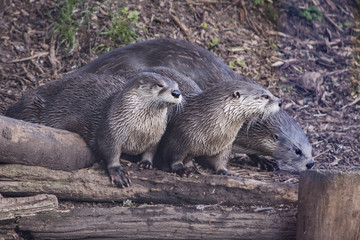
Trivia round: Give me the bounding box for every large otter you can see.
[71,38,314,172]
[160,80,281,175]
[6,72,182,187]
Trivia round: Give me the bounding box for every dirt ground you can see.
[0,0,359,197]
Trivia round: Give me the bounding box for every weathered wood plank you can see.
[0,164,298,206]
[297,170,360,240]
[18,205,297,240]
[0,194,58,221]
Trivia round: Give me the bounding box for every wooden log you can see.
[17,205,297,240]
[0,222,19,240]
[296,170,360,240]
[0,194,58,221]
[0,116,96,171]
[0,164,298,206]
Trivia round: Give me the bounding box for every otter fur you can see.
[6,72,182,187]
[70,38,314,172]
[160,80,281,175]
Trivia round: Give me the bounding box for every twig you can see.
[185,0,229,4]
[323,69,350,77]
[239,1,264,38]
[30,59,45,75]
[49,36,60,76]
[170,14,191,39]
[9,52,49,63]
[313,149,330,159]
[323,13,344,32]
[311,0,343,33]
[341,98,360,109]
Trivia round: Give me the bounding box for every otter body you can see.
[161,81,281,175]
[6,72,182,187]
[71,38,314,172]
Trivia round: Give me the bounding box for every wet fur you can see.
[160,81,280,174]
[6,72,182,186]
[69,38,314,172]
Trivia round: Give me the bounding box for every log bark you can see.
[0,223,19,240]
[17,205,297,240]
[0,194,58,221]
[296,170,360,240]
[0,116,96,171]
[0,194,58,240]
[0,163,298,206]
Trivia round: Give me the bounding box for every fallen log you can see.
[296,170,360,240]
[0,116,96,171]
[0,194,59,240]
[17,205,297,240]
[0,194,58,221]
[0,163,298,206]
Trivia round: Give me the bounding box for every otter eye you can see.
[233,91,241,98]
[262,95,270,100]
[295,149,302,155]
[157,84,164,88]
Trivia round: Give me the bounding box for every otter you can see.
[160,80,282,175]
[70,38,314,172]
[6,72,182,187]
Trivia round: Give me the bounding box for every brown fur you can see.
[6,72,182,187]
[69,38,314,172]
[159,80,281,175]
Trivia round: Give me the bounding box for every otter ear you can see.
[272,134,279,141]
[232,91,241,99]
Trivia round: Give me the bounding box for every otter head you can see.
[269,110,314,171]
[261,110,314,172]
[131,72,182,108]
[225,81,282,121]
[234,110,314,172]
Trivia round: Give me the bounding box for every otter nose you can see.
[306,161,314,169]
[278,99,282,107]
[171,89,181,98]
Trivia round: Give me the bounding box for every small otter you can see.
[70,38,314,172]
[160,81,282,175]
[6,72,182,187]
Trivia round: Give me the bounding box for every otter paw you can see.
[172,162,191,177]
[217,169,230,175]
[108,166,131,188]
[138,159,153,170]
[173,166,194,177]
[259,158,279,171]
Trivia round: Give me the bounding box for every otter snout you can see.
[306,161,314,169]
[278,99,282,107]
[171,89,181,98]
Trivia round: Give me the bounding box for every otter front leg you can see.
[138,145,157,169]
[208,146,231,175]
[100,147,131,188]
[170,152,193,177]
